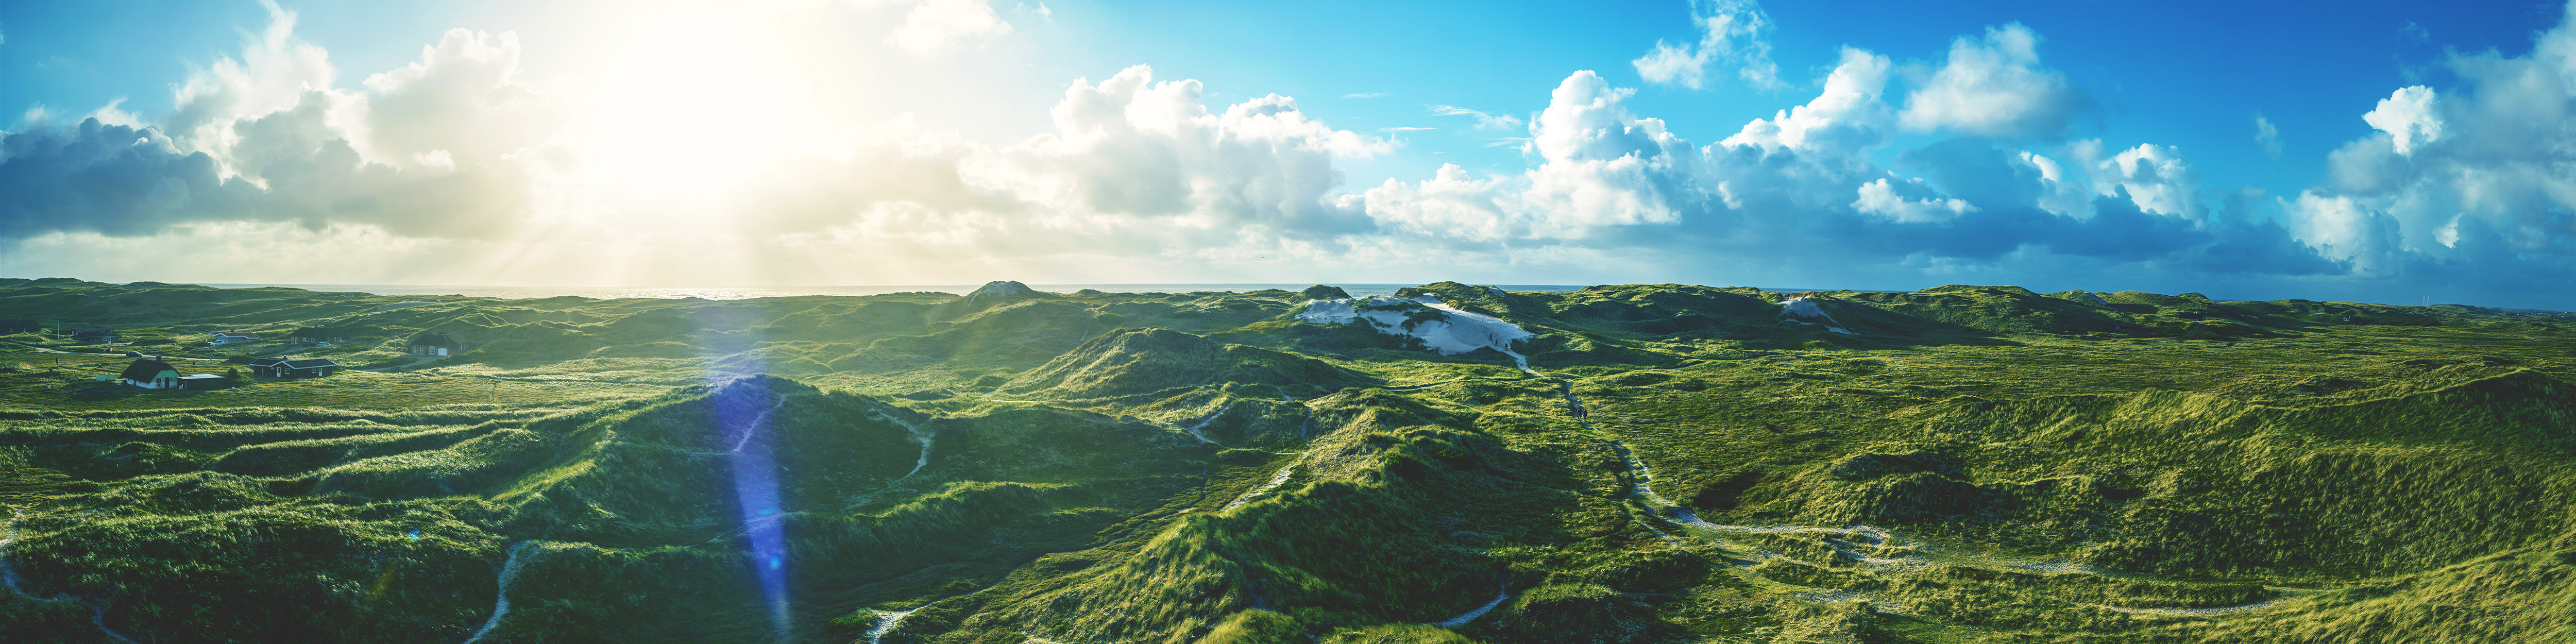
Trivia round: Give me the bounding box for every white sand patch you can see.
[2098,598,2287,616]
[1298,295,1540,375]
[1779,297,1858,334]
[1224,461,1300,511]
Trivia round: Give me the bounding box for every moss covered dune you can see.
[1,278,2572,642]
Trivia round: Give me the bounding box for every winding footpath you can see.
[865,409,937,480]
[1432,581,1513,628]
[461,541,541,644]
[1545,376,2300,618]
[866,579,1015,644]
[2,509,140,643]
[1222,461,1300,511]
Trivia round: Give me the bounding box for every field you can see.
[1,277,2571,643]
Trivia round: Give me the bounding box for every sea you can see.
[195,283,1610,301]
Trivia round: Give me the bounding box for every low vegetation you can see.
[1,277,2570,642]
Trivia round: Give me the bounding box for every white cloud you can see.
[1429,105,1524,130]
[7,6,2501,301]
[2098,143,2202,218]
[2278,3,2576,285]
[1369,72,1701,243]
[1631,0,1783,90]
[358,29,561,168]
[166,0,342,176]
[2361,85,2441,155]
[0,5,559,240]
[748,64,1392,264]
[2253,113,2281,160]
[1852,178,1974,223]
[84,99,143,128]
[1721,47,1892,157]
[890,0,1013,56]
[1898,23,2086,138]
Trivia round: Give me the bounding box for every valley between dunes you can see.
[2,278,2572,643]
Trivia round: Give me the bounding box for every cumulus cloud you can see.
[730,63,1393,273]
[1721,47,1893,159]
[1899,23,2088,139]
[2280,4,2576,292]
[24,6,2575,307]
[1352,46,2337,287]
[1368,71,1706,244]
[1632,0,1784,90]
[1852,178,1975,223]
[889,0,1014,55]
[971,67,1388,235]
[2098,144,2202,218]
[165,0,340,171]
[358,29,561,168]
[0,4,556,240]
[2360,86,2442,155]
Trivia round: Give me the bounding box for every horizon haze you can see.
[4,1,2573,308]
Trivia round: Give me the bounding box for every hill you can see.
[1,279,2572,643]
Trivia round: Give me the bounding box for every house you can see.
[289,327,357,345]
[120,360,182,388]
[209,332,259,345]
[407,332,467,357]
[0,320,38,334]
[249,358,340,378]
[72,329,120,344]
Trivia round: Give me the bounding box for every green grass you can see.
[1,279,2572,643]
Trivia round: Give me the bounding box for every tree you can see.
[226,367,242,380]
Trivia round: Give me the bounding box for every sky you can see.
[0,1,2571,309]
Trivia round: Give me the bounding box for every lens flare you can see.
[711,374,792,638]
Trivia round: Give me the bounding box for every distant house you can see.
[407,332,467,357]
[72,329,119,344]
[0,320,38,334]
[289,327,357,345]
[120,360,182,388]
[249,358,340,378]
[209,332,259,345]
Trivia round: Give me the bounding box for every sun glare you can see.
[562,3,839,206]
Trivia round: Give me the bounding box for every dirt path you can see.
[2,509,141,643]
[1432,581,1513,628]
[461,541,540,644]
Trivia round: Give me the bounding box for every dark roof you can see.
[408,332,463,347]
[248,358,289,367]
[120,360,176,380]
[280,359,339,368]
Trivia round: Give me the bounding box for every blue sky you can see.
[2,1,2571,308]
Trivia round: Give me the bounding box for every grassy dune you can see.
[1,278,2571,643]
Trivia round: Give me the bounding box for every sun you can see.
[556,2,843,206]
